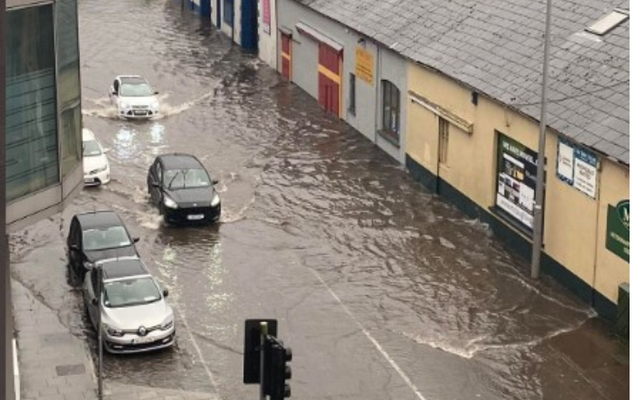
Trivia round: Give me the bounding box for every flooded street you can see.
[9,0,628,399]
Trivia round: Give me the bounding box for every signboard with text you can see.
[355,47,374,85]
[496,135,538,230]
[606,200,629,262]
[556,138,598,198]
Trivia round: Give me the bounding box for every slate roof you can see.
[295,0,630,165]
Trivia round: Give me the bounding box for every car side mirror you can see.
[70,244,80,252]
[133,237,140,244]
[154,91,159,95]
[163,288,169,297]
[91,298,98,306]
[212,179,219,185]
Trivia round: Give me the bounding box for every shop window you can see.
[224,0,234,25]
[439,118,449,164]
[6,5,59,201]
[348,73,356,115]
[381,80,400,138]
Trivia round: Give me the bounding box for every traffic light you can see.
[265,335,292,400]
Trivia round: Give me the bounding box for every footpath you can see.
[12,279,215,400]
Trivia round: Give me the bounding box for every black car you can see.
[67,211,140,277]
[147,153,221,224]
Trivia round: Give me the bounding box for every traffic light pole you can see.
[259,322,268,400]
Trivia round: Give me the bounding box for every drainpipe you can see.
[1,0,15,398]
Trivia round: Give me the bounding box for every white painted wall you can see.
[258,0,277,69]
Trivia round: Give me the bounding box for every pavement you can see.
[12,279,218,400]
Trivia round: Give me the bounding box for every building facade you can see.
[405,63,629,320]
[277,0,407,163]
[5,0,84,232]
[4,0,83,397]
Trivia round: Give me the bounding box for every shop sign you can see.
[606,200,630,262]
[262,0,271,34]
[556,138,598,198]
[355,46,374,85]
[496,135,538,230]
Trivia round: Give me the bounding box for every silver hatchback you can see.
[83,257,175,354]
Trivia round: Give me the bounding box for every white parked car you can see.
[109,75,160,119]
[83,128,110,186]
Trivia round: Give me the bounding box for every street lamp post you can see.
[531,0,554,278]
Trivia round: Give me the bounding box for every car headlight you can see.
[160,317,174,331]
[119,100,130,109]
[211,193,221,206]
[163,196,178,209]
[103,323,124,337]
[150,100,159,110]
[89,165,108,175]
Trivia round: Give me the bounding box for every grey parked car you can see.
[82,257,175,354]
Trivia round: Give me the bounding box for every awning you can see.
[278,27,293,37]
[295,22,343,53]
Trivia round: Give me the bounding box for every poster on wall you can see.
[606,200,629,262]
[556,138,598,198]
[262,0,271,35]
[496,134,538,230]
[355,47,374,85]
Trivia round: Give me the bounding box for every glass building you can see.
[5,0,83,231]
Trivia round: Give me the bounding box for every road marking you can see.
[308,268,428,400]
[174,306,220,396]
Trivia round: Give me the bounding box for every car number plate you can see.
[132,336,155,344]
[84,178,94,183]
[188,214,205,220]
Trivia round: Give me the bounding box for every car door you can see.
[84,268,100,327]
[148,159,162,204]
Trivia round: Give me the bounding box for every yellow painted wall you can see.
[406,62,630,305]
[594,160,630,302]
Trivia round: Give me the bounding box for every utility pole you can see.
[97,265,104,399]
[531,0,553,278]
[1,0,14,398]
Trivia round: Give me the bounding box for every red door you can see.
[281,34,292,80]
[318,43,341,117]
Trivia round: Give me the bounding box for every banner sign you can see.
[556,138,598,198]
[606,200,630,262]
[355,47,374,85]
[262,0,271,35]
[496,135,538,230]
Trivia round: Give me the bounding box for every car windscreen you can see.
[82,226,132,251]
[164,168,211,189]
[83,140,102,157]
[103,276,161,308]
[120,82,155,97]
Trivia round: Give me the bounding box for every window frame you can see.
[381,80,400,138]
[348,73,356,115]
[223,0,234,26]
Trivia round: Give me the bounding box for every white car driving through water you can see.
[82,128,110,186]
[109,75,160,119]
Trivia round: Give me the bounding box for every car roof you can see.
[75,211,126,230]
[157,153,205,170]
[119,75,147,85]
[99,257,149,280]
[82,128,96,141]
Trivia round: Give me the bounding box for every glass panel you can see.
[57,0,82,177]
[82,226,132,251]
[104,277,161,308]
[224,0,234,24]
[6,5,59,201]
[61,106,82,176]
